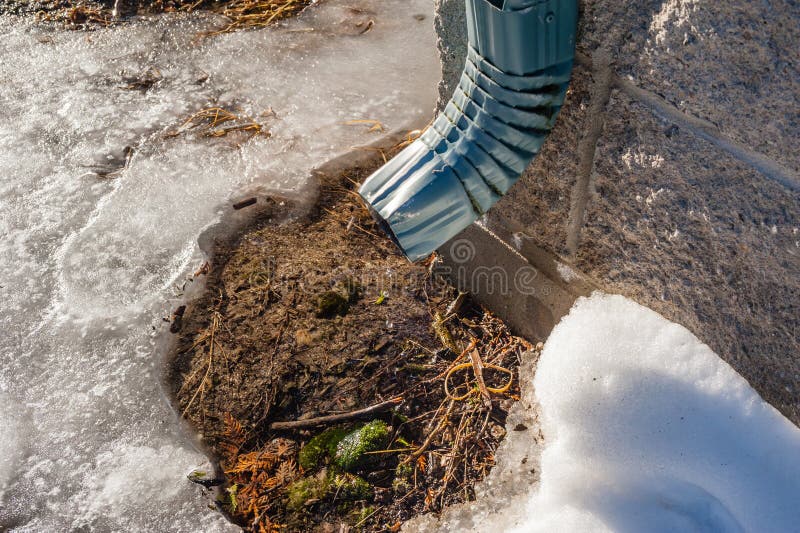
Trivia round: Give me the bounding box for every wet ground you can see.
[167,149,532,532]
[0,1,439,529]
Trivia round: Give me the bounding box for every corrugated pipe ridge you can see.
[359,0,577,261]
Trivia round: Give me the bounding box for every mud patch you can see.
[165,151,532,531]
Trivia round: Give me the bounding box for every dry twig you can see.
[269,397,403,430]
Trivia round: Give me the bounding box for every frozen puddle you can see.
[409,293,800,532]
[0,1,438,530]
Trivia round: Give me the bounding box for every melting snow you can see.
[407,293,800,532]
[6,1,797,531]
[0,1,438,530]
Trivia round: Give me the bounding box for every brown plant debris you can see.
[167,152,535,531]
[167,106,272,141]
[30,1,113,26]
[25,0,313,32]
[269,397,404,431]
[343,119,385,134]
[120,66,162,92]
[197,0,314,37]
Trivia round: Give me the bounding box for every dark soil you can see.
[166,151,531,532]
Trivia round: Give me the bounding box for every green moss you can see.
[286,469,333,510]
[220,484,238,512]
[395,460,413,479]
[286,469,373,513]
[392,477,411,495]
[392,456,413,494]
[317,290,349,318]
[298,427,349,470]
[334,420,389,471]
[392,412,410,424]
[332,472,372,501]
[402,363,430,373]
[353,505,376,527]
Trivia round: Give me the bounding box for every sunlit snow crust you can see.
[408,293,800,532]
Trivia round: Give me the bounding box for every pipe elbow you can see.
[359,0,578,261]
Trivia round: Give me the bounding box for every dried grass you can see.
[190,0,314,37]
[33,0,313,34]
[35,2,113,26]
[167,106,273,140]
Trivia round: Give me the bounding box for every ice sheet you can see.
[0,1,439,529]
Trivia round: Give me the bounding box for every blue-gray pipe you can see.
[358,0,577,261]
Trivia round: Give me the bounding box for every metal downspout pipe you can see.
[358,0,578,261]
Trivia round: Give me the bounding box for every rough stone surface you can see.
[580,91,799,422]
[433,0,468,111]
[621,0,800,173]
[434,0,800,424]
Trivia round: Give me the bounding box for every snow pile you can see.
[0,1,438,530]
[408,293,800,532]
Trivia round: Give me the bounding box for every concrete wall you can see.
[435,0,800,424]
